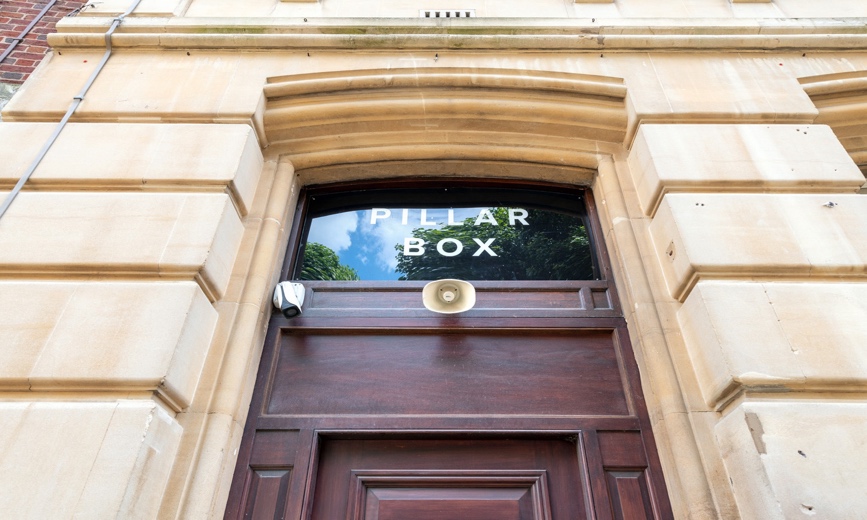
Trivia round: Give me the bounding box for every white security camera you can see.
[273,282,305,318]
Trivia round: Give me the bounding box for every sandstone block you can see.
[716,401,867,519]
[77,0,180,15]
[640,55,818,121]
[628,124,862,216]
[679,281,867,407]
[0,122,263,216]
[2,51,267,123]
[0,192,244,300]
[0,281,217,410]
[0,400,181,519]
[649,193,867,299]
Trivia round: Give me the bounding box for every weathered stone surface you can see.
[801,70,867,175]
[0,192,243,300]
[629,124,863,215]
[0,400,181,519]
[0,281,217,410]
[650,193,867,299]
[717,401,867,520]
[0,123,263,215]
[2,50,271,124]
[680,281,867,407]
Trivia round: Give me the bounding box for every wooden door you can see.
[226,321,671,520]
[225,184,672,519]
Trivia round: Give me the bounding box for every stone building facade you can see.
[1,0,866,518]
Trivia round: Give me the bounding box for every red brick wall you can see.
[1,0,86,84]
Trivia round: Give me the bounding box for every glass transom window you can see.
[295,185,598,281]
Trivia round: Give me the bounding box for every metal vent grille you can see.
[420,9,475,18]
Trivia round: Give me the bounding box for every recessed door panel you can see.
[312,438,577,520]
[266,330,630,417]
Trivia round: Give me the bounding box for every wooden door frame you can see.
[225,179,673,519]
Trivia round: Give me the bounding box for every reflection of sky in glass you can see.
[307,208,492,280]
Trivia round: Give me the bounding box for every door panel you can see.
[605,472,654,520]
[311,438,578,520]
[597,431,657,520]
[362,488,539,520]
[243,470,292,520]
[266,330,629,417]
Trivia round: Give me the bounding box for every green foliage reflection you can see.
[395,208,594,281]
[299,242,360,281]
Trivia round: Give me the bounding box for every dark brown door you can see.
[226,321,671,520]
[225,184,672,519]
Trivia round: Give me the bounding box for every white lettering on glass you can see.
[472,238,498,257]
[420,209,436,226]
[369,208,528,227]
[474,209,498,226]
[509,209,529,226]
[371,208,391,224]
[404,238,426,256]
[436,238,464,257]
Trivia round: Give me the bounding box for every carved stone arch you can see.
[262,67,628,183]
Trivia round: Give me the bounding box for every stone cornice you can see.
[50,17,867,51]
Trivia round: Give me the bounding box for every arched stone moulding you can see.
[800,70,867,178]
[262,67,627,179]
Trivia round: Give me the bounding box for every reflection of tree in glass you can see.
[299,242,360,281]
[395,208,595,281]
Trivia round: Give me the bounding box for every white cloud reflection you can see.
[307,212,358,252]
[361,212,406,271]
